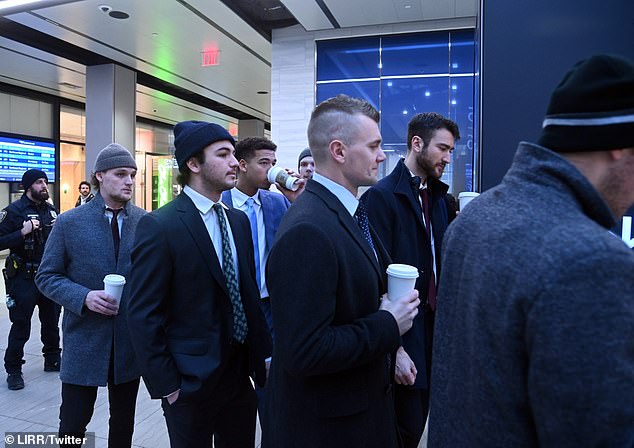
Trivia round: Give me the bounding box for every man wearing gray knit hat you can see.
[36,142,146,447]
[429,54,634,446]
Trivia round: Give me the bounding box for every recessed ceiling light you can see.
[257,91,269,95]
[59,82,81,89]
[109,10,129,19]
[404,4,412,8]
[152,33,159,38]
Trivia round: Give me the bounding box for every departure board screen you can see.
[0,135,56,182]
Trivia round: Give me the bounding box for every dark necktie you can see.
[245,198,261,291]
[354,200,375,253]
[106,208,121,261]
[420,188,437,310]
[213,204,248,343]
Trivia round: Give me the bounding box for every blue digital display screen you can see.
[0,135,56,183]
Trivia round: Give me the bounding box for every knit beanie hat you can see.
[297,147,312,169]
[538,54,634,152]
[173,121,236,172]
[94,143,137,172]
[21,169,48,190]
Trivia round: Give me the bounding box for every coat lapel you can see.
[393,160,425,231]
[308,182,382,279]
[176,194,230,297]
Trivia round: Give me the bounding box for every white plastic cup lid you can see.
[103,274,126,285]
[458,192,479,198]
[386,264,419,279]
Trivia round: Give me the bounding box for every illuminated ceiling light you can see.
[402,110,408,115]
[451,100,457,105]
[387,81,393,87]
[0,0,85,15]
[451,84,457,90]
[425,91,431,97]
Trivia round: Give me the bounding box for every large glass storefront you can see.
[316,29,476,193]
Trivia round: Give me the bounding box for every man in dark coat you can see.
[362,112,459,448]
[37,143,145,447]
[128,121,271,448]
[429,54,634,446]
[263,95,420,448]
[1,169,60,390]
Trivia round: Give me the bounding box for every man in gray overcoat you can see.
[36,143,146,447]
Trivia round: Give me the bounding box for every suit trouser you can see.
[4,276,61,373]
[255,297,273,423]
[58,378,140,448]
[161,344,257,448]
[394,305,435,448]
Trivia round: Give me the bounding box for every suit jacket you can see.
[35,193,146,386]
[262,180,401,448]
[127,192,271,402]
[361,158,449,388]
[221,189,290,256]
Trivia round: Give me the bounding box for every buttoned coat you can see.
[127,192,271,401]
[362,158,449,388]
[262,180,401,448]
[35,193,146,385]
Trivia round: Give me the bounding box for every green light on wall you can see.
[156,158,172,208]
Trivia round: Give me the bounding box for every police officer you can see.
[0,169,61,390]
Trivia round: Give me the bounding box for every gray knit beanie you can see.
[93,143,137,172]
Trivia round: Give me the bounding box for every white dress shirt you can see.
[183,185,239,283]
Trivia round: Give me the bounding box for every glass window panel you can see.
[316,81,380,112]
[450,30,475,74]
[316,37,380,81]
[447,76,475,192]
[381,32,449,76]
[380,77,449,146]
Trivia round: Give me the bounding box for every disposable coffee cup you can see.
[386,264,419,301]
[267,166,300,191]
[103,274,126,305]
[458,192,479,210]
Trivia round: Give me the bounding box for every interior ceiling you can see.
[0,0,477,129]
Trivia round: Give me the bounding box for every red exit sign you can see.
[201,50,220,66]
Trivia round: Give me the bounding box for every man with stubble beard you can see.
[0,169,61,390]
[362,112,460,448]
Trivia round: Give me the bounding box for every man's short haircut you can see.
[407,112,460,151]
[307,95,380,163]
[176,151,206,187]
[78,180,90,190]
[235,137,277,162]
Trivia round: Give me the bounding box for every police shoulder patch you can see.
[0,211,6,223]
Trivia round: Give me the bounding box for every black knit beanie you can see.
[173,121,236,172]
[21,169,48,191]
[538,54,634,152]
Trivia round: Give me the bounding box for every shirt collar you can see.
[312,172,358,217]
[231,187,260,207]
[405,165,427,190]
[183,185,222,214]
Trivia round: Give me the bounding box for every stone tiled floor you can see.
[0,276,262,448]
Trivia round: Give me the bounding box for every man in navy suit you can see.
[362,112,460,448]
[221,136,303,420]
[128,121,271,448]
[263,95,420,448]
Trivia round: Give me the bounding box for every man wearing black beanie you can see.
[429,54,634,446]
[128,120,271,448]
[0,169,61,390]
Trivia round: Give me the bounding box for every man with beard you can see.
[362,112,459,448]
[128,121,271,447]
[37,144,145,446]
[74,180,94,207]
[0,169,61,390]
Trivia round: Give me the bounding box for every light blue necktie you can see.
[245,197,261,291]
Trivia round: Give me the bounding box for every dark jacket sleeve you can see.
[127,213,181,398]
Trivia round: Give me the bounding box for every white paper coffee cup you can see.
[103,274,126,305]
[386,264,419,301]
[267,166,300,191]
[458,192,479,210]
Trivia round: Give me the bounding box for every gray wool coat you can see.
[36,193,146,386]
